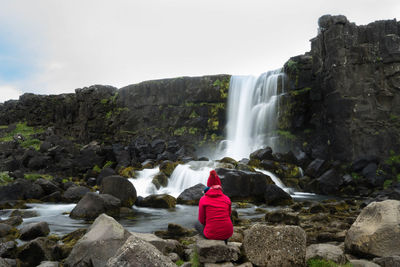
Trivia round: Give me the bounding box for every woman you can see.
[196,170,233,242]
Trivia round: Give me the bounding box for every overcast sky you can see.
[0,0,399,102]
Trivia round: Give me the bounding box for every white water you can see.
[217,70,285,160]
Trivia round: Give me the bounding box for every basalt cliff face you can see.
[1,15,400,164]
[280,15,400,161]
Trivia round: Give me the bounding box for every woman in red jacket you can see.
[196,170,233,242]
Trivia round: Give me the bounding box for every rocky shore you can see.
[0,14,399,266]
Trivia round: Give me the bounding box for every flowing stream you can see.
[4,71,323,236]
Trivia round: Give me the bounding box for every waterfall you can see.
[218,69,285,160]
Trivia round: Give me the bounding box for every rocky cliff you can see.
[280,15,400,162]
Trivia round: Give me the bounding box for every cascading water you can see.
[218,69,285,160]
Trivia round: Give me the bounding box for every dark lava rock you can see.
[136,194,176,209]
[69,192,121,220]
[20,222,50,241]
[264,184,293,206]
[96,167,116,185]
[17,237,56,267]
[316,169,343,195]
[100,175,137,207]
[177,183,206,205]
[62,186,91,203]
[250,147,274,161]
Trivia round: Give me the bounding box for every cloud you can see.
[0,0,399,101]
[0,84,23,103]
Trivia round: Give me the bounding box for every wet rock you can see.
[100,175,137,207]
[345,200,400,258]
[351,155,380,172]
[0,241,17,258]
[315,169,343,195]
[373,256,400,267]
[264,184,293,206]
[17,237,56,267]
[0,224,13,238]
[350,259,380,267]
[96,167,116,185]
[0,216,22,227]
[152,172,169,189]
[34,179,60,195]
[20,222,50,241]
[243,224,306,267]
[137,194,176,209]
[155,223,195,239]
[216,168,273,202]
[64,214,131,267]
[265,210,299,225]
[306,243,346,264]
[106,234,176,267]
[177,183,206,205]
[53,228,86,260]
[250,147,274,161]
[62,186,91,203]
[69,192,121,220]
[196,239,240,264]
[305,159,328,178]
[160,161,179,177]
[41,191,62,202]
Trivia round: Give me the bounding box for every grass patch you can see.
[0,172,13,185]
[175,259,184,266]
[277,130,296,141]
[0,122,44,150]
[307,259,353,267]
[190,250,200,267]
[383,180,393,189]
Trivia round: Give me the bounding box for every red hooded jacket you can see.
[198,170,233,240]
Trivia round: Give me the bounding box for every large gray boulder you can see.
[69,192,121,220]
[100,175,137,207]
[306,243,346,264]
[62,186,91,203]
[177,183,205,205]
[64,213,131,267]
[216,168,274,202]
[196,239,240,264]
[345,200,400,258]
[106,234,176,267]
[17,237,56,267]
[20,221,50,241]
[243,224,306,267]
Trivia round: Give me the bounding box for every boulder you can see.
[62,185,91,203]
[17,237,56,267]
[306,243,346,264]
[196,239,240,264]
[154,223,195,239]
[0,241,16,258]
[100,175,137,207]
[137,194,176,209]
[264,184,293,206]
[177,183,206,205]
[69,192,121,220]
[345,200,400,258]
[96,167,116,185]
[373,256,400,267]
[243,224,306,267]
[106,234,176,267]
[265,210,299,225]
[0,223,13,238]
[20,222,50,241]
[64,214,131,267]
[250,147,274,161]
[41,191,62,202]
[305,159,328,178]
[349,259,381,267]
[131,232,182,255]
[152,172,169,189]
[0,179,42,201]
[216,168,273,202]
[34,179,61,195]
[315,169,343,195]
[159,161,179,177]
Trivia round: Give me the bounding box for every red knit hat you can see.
[207,170,221,187]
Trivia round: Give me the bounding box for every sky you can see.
[0,0,399,103]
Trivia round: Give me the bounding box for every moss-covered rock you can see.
[152,172,169,189]
[137,194,176,209]
[160,161,179,177]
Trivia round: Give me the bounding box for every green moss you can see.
[93,165,102,173]
[20,138,41,150]
[106,111,112,120]
[100,98,108,104]
[190,250,200,267]
[307,259,353,267]
[383,180,393,189]
[287,60,298,72]
[0,172,13,185]
[24,173,53,181]
[103,161,114,169]
[351,172,362,180]
[189,110,199,119]
[291,87,312,96]
[208,118,219,130]
[119,166,135,178]
[174,127,186,136]
[213,77,230,99]
[0,125,8,129]
[176,259,184,266]
[277,130,296,141]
